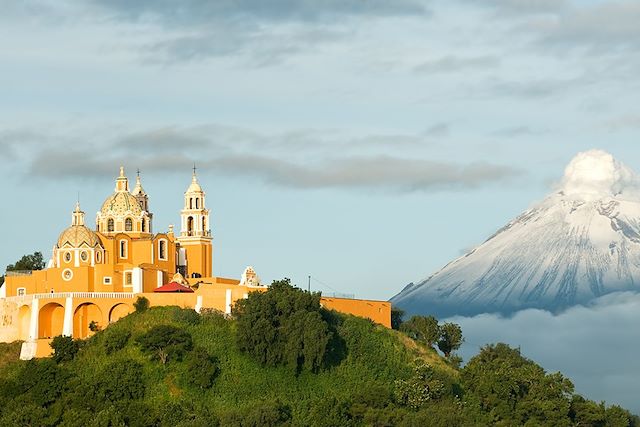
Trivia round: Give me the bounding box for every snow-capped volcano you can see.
[391,150,640,318]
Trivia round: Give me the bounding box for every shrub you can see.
[234,278,333,373]
[93,359,146,402]
[133,296,150,313]
[103,328,131,355]
[50,335,81,363]
[136,325,193,364]
[173,308,201,326]
[183,347,219,390]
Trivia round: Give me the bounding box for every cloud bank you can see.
[2,124,521,193]
[449,291,640,414]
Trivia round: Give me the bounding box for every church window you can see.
[125,272,132,286]
[62,269,73,281]
[142,219,146,232]
[96,252,102,263]
[17,288,26,296]
[189,198,193,209]
[64,252,72,263]
[120,240,128,258]
[103,277,112,285]
[125,218,133,232]
[107,219,114,232]
[187,216,194,235]
[195,198,199,209]
[159,240,167,260]
[202,216,206,232]
[80,251,88,262]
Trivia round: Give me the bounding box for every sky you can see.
[1,0,640,412]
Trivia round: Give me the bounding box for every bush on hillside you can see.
[173,307,201,326]
[401,315,439,347]
[234,278,333,373]
[182,347,220,390]
[133,296,150,313]
[50,335,81,363]
[136,324,193,364]
[103,328,131,355]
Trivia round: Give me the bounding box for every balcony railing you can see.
[3,292,136,303]
[5,270,33,277]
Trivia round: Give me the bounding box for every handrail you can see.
[3,292,136,303]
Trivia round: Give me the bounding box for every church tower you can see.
[131,170,153,233]
[177,168,212,277]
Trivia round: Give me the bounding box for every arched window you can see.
[187,216,194,235]
[195,198,199,209]
[159,240,167,260]
[202,215,206,232]
[119,240,127,258]
[125,218,133,232]
[141,220,146,232]
[189,198,193,209]
[107,218,114,232]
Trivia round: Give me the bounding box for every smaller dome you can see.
[57,225,102,248]
[186,173,203,194]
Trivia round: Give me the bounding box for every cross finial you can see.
[137,168,140,177]
[192,163,197,176]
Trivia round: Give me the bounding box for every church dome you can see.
[100,191,143,216]
[57,225,102,248]
[57,202,102,248]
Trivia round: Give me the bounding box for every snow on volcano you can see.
[391,150,640,318]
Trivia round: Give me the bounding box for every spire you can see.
[115,166,129,192]
[71,201,85,226]
[132,168,146,196]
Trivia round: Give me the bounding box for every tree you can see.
[234,278,333,373]
[391,307,405,330]
[136,324,193,364]
[461,343,574,426]
[50,335,81,363]
[183,347,220,389]
[103,328,131,355]
[437,322,463,358]
[401,315,440,347]
[2,251,46,287]
[133,296,149,313]
[394,363,446,410]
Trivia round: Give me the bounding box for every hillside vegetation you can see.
[0,280,637,426]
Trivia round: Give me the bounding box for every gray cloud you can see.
[89,0,428,26]
[10,124,521,192]
[208,155,520,191]
[604,115,640,131]
[414,55,500,74]
[450,292,640,414]
[491,125,547,138]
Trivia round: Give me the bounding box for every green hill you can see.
[0,283,637,426]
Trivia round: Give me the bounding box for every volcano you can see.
[391,150,640,318]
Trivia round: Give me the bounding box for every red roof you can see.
[154,281,194,293]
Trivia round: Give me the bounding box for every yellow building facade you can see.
[0,168,390,359]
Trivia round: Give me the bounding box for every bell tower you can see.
[131,169,153,233]
[177,167,213,277]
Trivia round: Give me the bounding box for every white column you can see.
[156,270,163,288]
[225,289,232,314]
[132,267,143,293]
[195,295,203,313]
[62,296,73,337]
[29,298,39,340]
[74,249,80,267]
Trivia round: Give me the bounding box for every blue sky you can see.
[3,0,640,412]
[2,0,640,302]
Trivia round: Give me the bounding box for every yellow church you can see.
[0,168,390,359]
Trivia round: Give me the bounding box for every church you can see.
[0,168,390,359]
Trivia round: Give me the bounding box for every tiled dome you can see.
[57,225,102,248]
